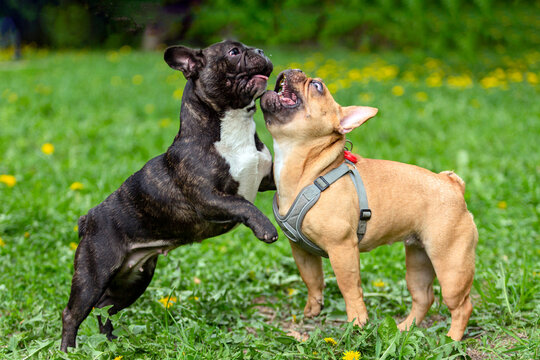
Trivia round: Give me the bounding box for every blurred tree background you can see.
[1,0,539,56]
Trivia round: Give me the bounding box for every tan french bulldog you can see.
[260,69,478,341]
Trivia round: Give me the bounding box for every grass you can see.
[0,46,538,359]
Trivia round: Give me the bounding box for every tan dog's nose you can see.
[283,69,307,85]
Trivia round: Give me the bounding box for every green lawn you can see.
[0,47,538,359]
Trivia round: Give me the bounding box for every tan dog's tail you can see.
[440,171,465,195]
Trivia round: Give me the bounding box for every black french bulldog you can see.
[61,41,276,352]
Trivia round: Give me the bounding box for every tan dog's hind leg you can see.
[425,217,477,340]
[328,244,368,326]
[290,241,325,318]
[398,243,436,331]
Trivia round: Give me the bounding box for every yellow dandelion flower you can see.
[74,225,79,232]
[8,93,18,103]
[507,70,523,83]
[41,143,54,155]
[348,69,362,81]
[111,76,122,86]
[425,58,441,69]
[415,92,428,102]
[426,74,443,87]
[69,242,78,251]
[114,356,124,360]
[343,350,361,360]
[69,182,84,191]
[173,88,183,100]
[159,118,172,128]
[493,68,506,80]
[304,60,316,72]
[327,83,339,94]
[447,74,472,89]
[119,45,132,54]
[144,103,155,114]
[402,71,417,83]
[288,62,302,69]
[497,201,507,209]
[24,232,30,238]
[379,65,399,80]
[391,85,404,96]
[480,76,500,89]
[189,296,200,301]
[0,174,17,187]
[372,279,386,287]
[324,337,337,346]
[359,93,373,102]
[107,51,119,63]
[287,288,296,296]
[158,296,177,308]
[132,74,144,85]
[526,72,538,85]
[292,314,297,323]
[0,237,5,247]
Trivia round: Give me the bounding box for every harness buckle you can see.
[360,209,372,220]
[314,176,330,191]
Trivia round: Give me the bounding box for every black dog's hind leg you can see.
[94,256,159,341]
[61,235,123,352]
[97,316,116,341]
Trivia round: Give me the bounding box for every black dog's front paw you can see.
[249,217,278,243]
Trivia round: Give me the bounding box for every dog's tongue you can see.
[252,74,269,81]
[280,91,297,105]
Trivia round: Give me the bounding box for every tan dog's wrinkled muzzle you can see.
[260,69,306,124]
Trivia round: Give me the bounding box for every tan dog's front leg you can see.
[290,241,325,318]
[328,244,368,326]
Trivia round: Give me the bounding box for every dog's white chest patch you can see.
[214,104,272,202]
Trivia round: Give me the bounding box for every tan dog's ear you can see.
[338,106,378,134]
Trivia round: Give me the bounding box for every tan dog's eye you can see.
[310,81,323,93]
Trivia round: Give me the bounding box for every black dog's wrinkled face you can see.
[164,40,273,110]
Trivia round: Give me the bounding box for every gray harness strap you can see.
[273,160,371,258]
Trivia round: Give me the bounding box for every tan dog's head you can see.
[261,69,378,142]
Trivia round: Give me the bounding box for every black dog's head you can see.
[164,40,273,110]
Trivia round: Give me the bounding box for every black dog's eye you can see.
[311,81,323,93]
[228,48,240,56]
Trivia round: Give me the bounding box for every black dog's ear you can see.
[164,46,206,80]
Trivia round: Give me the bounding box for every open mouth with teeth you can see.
[275,73,299,107]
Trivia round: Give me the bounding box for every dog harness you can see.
[272,158,371,258]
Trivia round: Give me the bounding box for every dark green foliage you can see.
[3,0,539,57]
[187,0,540,56]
